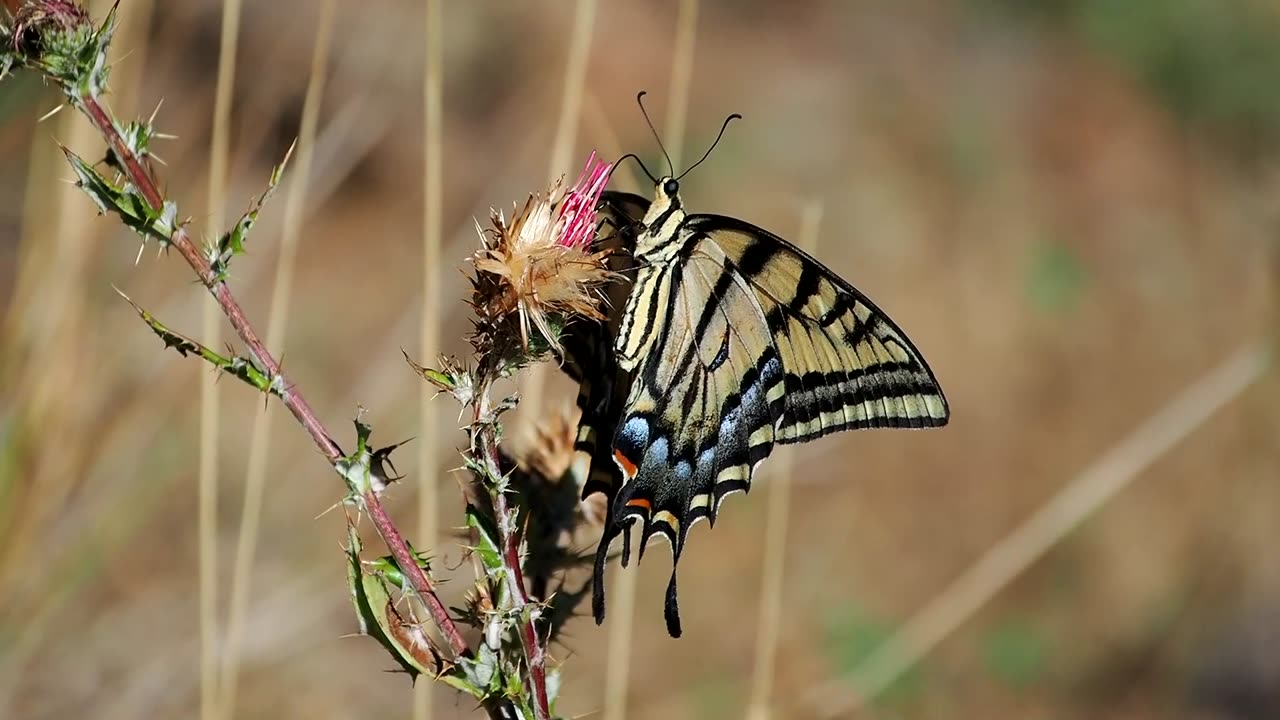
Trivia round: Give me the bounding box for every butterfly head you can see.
[635,176,687,258]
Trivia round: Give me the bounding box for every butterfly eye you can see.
[663,178,679,196]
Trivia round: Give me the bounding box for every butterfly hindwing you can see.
[601,238,789,636]
[561,191,650,501]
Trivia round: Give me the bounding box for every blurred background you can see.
[2,0,1279,718]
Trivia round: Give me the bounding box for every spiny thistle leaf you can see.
[365,545,433,592]
[403,350,476,408]
[346,523,375,638]
[63,146,178,249]
[116,119,156,159]
[209,142,295,281]
[345,524,452,685]
[335,413,404,498]
[81,0,115,98]
[336,415,375,498]
[466,504,504,575]
[457,642,501,695]
[108,104,167,172]
[115,288,279,394]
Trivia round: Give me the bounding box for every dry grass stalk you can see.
[604,4,699,718]
[522,0,599,418]
[202,1,242,718]
[746,201,823,720]
[220,3,337,717]
[415,1,444,718]
[812,344,1268,717]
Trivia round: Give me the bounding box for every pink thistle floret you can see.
[470,151,620,354]
[555,151,613,250]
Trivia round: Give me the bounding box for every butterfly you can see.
[563,103,950,638]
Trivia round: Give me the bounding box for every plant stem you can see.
[71,91,470,661]
[475,379,551,720]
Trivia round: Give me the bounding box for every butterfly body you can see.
[573,178,949,637]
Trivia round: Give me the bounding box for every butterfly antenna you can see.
[636,91,675,177]
[615,152,657,185]
[676,112,742,182]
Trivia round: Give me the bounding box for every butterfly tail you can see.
[592,521,620,624]
[664,569,682,638]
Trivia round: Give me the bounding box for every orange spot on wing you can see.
[626,498,652,512]
[614,449,638,479]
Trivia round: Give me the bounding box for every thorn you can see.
[110,284,136,307]
[134,243,145,266]
[281,138,298,166]
[38,105,65,123]
[149,97,164,125]
[314,499,344,521]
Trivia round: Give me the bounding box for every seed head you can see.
[471,152,617,355]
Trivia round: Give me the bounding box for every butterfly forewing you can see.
[689,216,949,438]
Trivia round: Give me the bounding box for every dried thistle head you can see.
[471,152,616,357]
[517,404,608,528]
[10,0,89,52]
[518,404,578,481]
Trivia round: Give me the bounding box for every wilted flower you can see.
[471,152,616,355]
[11,0,90,52]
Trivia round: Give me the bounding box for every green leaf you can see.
[458,642,500,693]
[109,106,166,171]
[345,524,440,682]
[346,524,374,637]
[466,504,503,573]
[63,146,177,249]
[335,415,374,497]
[334,416,406,499]
[209,143,294,281]
[366,545,432,592]
[116,288,278,393]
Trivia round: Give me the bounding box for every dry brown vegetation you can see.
[2,1,1278,718]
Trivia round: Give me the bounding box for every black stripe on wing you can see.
[592,247,788,637]
[685,213,950,433]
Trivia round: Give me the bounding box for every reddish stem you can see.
[75,93,470,660]
[476,385,551,720]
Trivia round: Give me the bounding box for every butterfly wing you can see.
[689,215,950,438]
[595,215,949,637]
[559,191,650,502]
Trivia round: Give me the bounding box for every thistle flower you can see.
[10,0,90,53]
[471,152,616,355]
